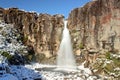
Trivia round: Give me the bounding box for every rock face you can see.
[68,0,120,79]
[68,0,120,52]
[0,7,64,62]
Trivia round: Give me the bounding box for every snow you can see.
[10,65,42,80]
[0,61,98,80]
[0,63,42,80]
[111,53,120,58]
[0,22,26,55]
[0,74,18,80]
[24,63,98,80]
[78,65,92,75]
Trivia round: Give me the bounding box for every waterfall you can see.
[56,20,76,70]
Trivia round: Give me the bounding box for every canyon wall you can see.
[0,0,120,63]
[0,7,64,61]
[68,1,120,78]
[68,0,120,53]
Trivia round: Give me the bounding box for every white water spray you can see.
[56,20,76,70]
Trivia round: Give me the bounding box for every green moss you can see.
[0,27,3,31]
[1,31,7,37]
[23,35,28,43]
[104,63,114,72]
[36,53,45,62]
[92,61,104,70]
[92,51,120,79]
[112,58,120,66]
[27,55,33,61]
[0,51,12,60]
[105,51,111,60]
[0,51,2,54]
[79,43,84,49]
[72,30,77,33]
[24,53,35,62]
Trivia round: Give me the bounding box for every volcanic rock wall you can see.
[0,7,64,59]
[68,0,120,53]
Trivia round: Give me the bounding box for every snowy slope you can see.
[0,22,42,80]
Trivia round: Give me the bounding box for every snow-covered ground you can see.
[0,74,18,80]
[25,63,101,80]
[10,65,42,80]
[0,63,42,80]
[0,62,100,80]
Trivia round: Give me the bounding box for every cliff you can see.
[68,0,120,52]
[0,7,64,62]
[68,0,120,78]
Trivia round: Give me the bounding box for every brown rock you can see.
[68,0,120,53]
[0,7,4,21]
[75,49,81,56]
[0,7,64,62]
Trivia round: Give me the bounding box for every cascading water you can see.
[56,20,76,71]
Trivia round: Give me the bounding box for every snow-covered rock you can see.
[0,22,43,80]
[0,22,25,55]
